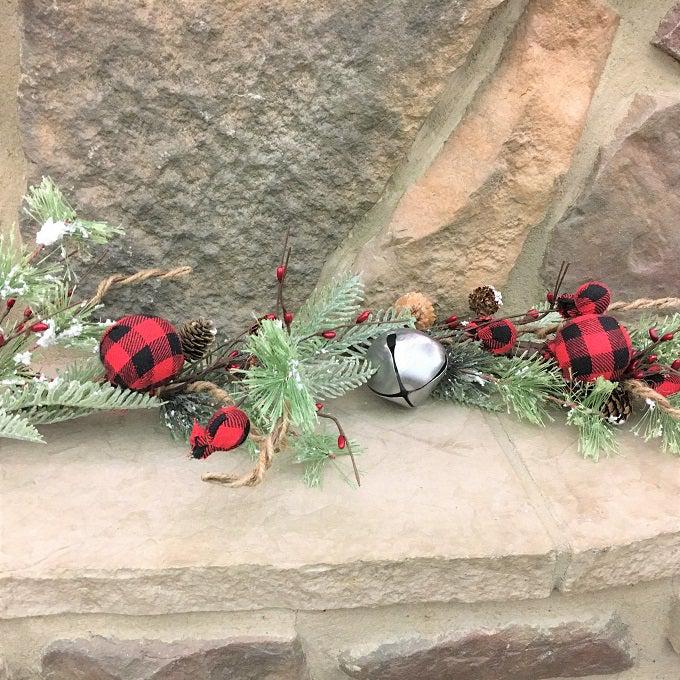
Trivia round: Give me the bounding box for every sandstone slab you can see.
[352,0,618,311]
[493,412,680,592]
[652,3,680,62]
[42,635,309,680]
[0,392,558,618]
[338,615,633,679]
[18,0,505,334]
[543,94,680,300]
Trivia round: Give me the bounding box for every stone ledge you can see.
[1,391,679,618]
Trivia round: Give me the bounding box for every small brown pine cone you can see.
[394,292,436,330]
[179,318,217,361]
[469,285,502,316]
[601,386,632,425]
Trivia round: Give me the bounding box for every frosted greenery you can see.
[0,179,155,443]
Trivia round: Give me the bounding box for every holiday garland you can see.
[3,181,680,488]
[420,267,680,460]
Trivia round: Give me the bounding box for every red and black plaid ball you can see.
[477,319,517,355]
[557,281,611,319]
[643,371,680,398]
[100,315,185,391]
[546,314,633,382]
[190,406,251,459]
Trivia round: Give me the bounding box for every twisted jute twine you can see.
[623,380,680,418]
[184,380,288,488]
[531,296,680,340]
[89,266,193,306]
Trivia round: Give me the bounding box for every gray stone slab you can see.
[17,0,505,335]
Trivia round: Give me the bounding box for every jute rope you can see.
[530,296,680,340]
[184,380,288,488]
[609,297,680,312]
[623,379,680,418]
[89,266,192,305]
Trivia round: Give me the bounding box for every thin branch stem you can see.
[318,411,361,487]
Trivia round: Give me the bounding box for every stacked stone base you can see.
[2,580,679,679]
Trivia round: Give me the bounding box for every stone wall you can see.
[2,0,680,331]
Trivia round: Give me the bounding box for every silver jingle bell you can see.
[366,328,447,407]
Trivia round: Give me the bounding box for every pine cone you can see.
[179,318,217,361]
[394,292,436,330]
[469,285,502,316]
[601,386,632,425]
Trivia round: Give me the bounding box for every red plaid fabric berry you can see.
[547,314,633,382]
[643,371,680,398]
[100,315,185,391]
[190,406,250,459]
[478,319,517,355]
[557,281,611,319]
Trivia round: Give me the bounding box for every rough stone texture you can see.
[492,412,680,593]
[543,94,680,299]
[0,394,558,618]
[18,0,505,332]
[669,595,680,655]
[350,0,618,311]
[41,635,309,680]
[0,0,25,233]
[338,615,633,679]
[652,3,680,62]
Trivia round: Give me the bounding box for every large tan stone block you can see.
[543,94,680,299]
[354,0,617,311]
[18,0,504,334]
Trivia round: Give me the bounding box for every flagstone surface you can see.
[2,390,679,620]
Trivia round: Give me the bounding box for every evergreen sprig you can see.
[291,431,360,487]
[492,354,564,426]
[632,393,680,455]
[565,378,618,460]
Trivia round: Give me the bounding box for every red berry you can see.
[527,308,540,319]
[29,321,49,333]
[228,350,239,359]
[337,434,347,449]
[0,334,5,347]
[546,291,555,304]
[321,330,337,339]
[264,313,277,321]
[445,314,458,328]
[5,298,16,309]
[228,362,240,369]
[649,328,659,341]
[647,354,658,364]
[23,307,33,319]
[355,310,371,324]
[276,265,286,282]
[662,332,675,342]
[315,402,324,411]
[16,323,25,333]
[672,359,680,371]
[284,311,294,324]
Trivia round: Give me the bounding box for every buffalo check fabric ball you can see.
[556,281,611,319]
[546,314,633,382]
[477,319,517,355]
[644,371,680,398]
[100,315,185,391]
[190,407,251,459]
